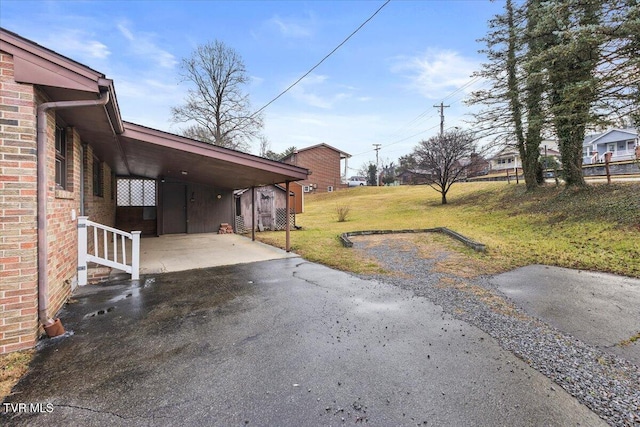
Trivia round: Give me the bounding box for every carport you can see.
[114,123,309,249]
[74,114,309,283]
[72,111,308,252]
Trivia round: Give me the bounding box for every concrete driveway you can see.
[2,259,603,426]
[491,265,640,366]
[138,233,299,274]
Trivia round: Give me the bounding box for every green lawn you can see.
[256,181,640,278]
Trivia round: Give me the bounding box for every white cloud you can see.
[44,29,110,60]
[268,14,314,38]
[288,74,352,109]
[116,21,177,69]
[392,49,480,100]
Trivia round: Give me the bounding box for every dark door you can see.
[163,183,187,234]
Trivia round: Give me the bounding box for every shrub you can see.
[336,205,350,222]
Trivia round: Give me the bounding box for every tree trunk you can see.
[441,192,447,205]
[558,127,587,187]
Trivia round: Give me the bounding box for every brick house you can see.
[281,143,350,193]
[0,28,308,354]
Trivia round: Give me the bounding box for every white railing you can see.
[77,216,140,286]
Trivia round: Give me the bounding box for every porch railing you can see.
[77,216,141,286]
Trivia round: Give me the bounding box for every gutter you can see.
[36,90,110,334]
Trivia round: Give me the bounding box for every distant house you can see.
[234,184,298,232]
[489,140,560,174]
[583,128,638,164]
[281,143,351,193]
[489,146,521,173]
[397,169,433,185]
[462,153,491,178]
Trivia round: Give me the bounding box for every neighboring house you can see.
[397,169,435,185]
[281,143,351,193]
[461,153,491,179]
[234,184,298,232]
[489,140,560,174]
[489,146,521,172]
[0,28,308,354]
[582,128,638,164]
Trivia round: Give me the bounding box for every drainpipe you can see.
[37,91,110,332]
[80,142,87,216]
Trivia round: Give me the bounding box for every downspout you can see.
[37,91,110,331]
[80,142,87,216]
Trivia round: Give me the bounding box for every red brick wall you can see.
[285,146,347,193]
[43,107,116,339]
[0,51,117,354]
[45,114,81,321]
[0,51,39,353]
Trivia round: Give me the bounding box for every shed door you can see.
[258,190,274,230]
[163,183,187,234]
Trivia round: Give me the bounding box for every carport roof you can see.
[0,27,309,190]
[119,122,309,189]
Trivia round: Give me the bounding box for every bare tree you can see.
[258,136,271,157]
[412,129,479,205]
[172,40,263,152]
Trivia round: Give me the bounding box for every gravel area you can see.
[351,234,640,427]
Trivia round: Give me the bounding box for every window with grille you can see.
[55,126,66,189]
[93,158,103,197]
[117,178,156,206]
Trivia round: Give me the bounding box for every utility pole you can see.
[433,102,450,136]
[373,143,381,186]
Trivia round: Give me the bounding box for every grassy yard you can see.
[256,181,640,278]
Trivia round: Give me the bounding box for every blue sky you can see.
[1,0,503,171]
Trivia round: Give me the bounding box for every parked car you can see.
[348,176,367,187]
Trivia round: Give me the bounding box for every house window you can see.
[93,158,104,197]
[303,185,311,193]
[55,126,67,189]
[327,186,334,192]
[116,178,156,206]
[111,172,115,200]
[235,197,242,216]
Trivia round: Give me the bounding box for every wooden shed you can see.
[235,185,296,233]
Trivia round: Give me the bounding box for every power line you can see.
[251,0,391,117]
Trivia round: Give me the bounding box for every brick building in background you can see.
[281,143,351,193]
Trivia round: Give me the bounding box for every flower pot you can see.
[44,318,65,337]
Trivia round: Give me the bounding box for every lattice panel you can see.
[275,209,295,231]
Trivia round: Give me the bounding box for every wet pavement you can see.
[2,258,605,426]
[491,265,640,366]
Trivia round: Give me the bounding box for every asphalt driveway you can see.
[2,258,603,426]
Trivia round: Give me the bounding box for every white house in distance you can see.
[582,128,638,164]
[489,139,560,173]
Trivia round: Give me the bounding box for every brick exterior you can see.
[283,145,347,193]
[0,51,38,353]
[0,51,116,354]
